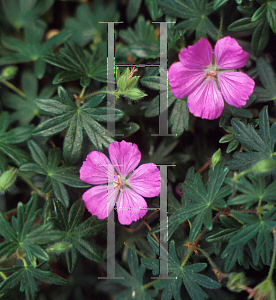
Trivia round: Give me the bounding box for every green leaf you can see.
[251,4,267,22]
[254,57,276,102]
[0,266,67,300]
[2,70,56,125]
[44,41,107,85]
[170,161,229,242]
[213,0,228,10]
[145,0,163,21]
[65,3,119,46]
[228,18,259,32]
[126,0,142,23]
[237,6,257,17]
[2,0,54,29]
[227,106,276,171]
[267,1,276,32]
[112,248,157,300]
[251,17,270,57]
[33,86,116,162]
[50,199,105,269]
[158,0,218,41]
[119,16,159,59]
[0,195,65,262]
[0,113,31,166]
[0,24,73,78]
[169,99,189,136]
[144,241,220,300]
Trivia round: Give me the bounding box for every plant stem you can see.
[0,272,7,280]
[79,86,86,98]
[180,247,193,267]
[1,79,27,98]
[143,279,162,289]
[124,242,147,258]
[218,10,224,40]
[82,90,111,99]
[196,247,219,270]
[267,227,276,280]
[18,171,42,196]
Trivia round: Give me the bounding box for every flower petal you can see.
[80,151,114,185]
[179,37,212,69]
[168,62,205,98]
[82,185,118,220]
[127,163,160,197]
[116,188,148,225]
[214,36,249,69]
[188,79,224,120]
[218,71,255,107]
[108,140,141,177]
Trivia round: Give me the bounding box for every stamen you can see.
[114,175,125,191]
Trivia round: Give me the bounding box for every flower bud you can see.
[227,272,247,292]
[251,159,276,173]
[47,242,72,252]
[1,66,17,79]
[251,279,276,300]
[212,148,222,169]
[123,88,147,100]
[0,168,17,193]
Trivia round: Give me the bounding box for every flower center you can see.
[205,66,217,81]
[114,175,125,191]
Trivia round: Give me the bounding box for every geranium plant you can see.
[0,0,275,299]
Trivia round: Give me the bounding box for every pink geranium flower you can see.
[79,140,161,225]
[168,36,255,120]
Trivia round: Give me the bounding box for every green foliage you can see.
[43,41,107,86]
[49,199,106,272]
[119,16,159,59]
[170,160,230,241]
[0,0,276,299]
[19,140,89,207]
[227,106,276,171]
[141,71,189,135]
[142,237,221,300]
[157,0,218,41]
[0,112,32,166]
[2,69,56,125]
[2,0,54,29]
[0,23,73,78]
[254,57,276,102]
[0,195,64,261]
[112,248,158,300]
[65,3,120,46]
[32,86,124,164]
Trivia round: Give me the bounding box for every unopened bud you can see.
[227,272,247,292]
[212,149,222,170]
[47,242,72,252]
[1,66,17,79]
[251,279,276,300]
[123,88,147,100]
[251,159,276,173]
[0,168,17,193]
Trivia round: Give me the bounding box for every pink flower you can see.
[79,140,161,225]
[168,36,255,120]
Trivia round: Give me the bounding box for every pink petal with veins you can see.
[218,71,255,107]
[116,188,148,225]
[82,185,118,220]
[128,163,160,198]
[80,151,114,185]
[109,140,141,177]
[168,62,205,98]
[214,36,249,69]
[188,79,224,120]
[179,37,213,69]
